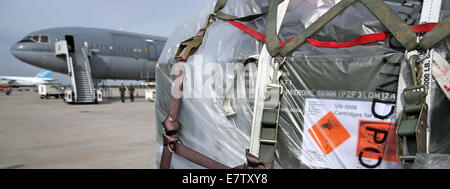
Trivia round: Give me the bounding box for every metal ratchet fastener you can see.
[403,85,428,96]
[405,49,430,62]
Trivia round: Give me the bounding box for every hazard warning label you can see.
[308,111,350,155]
[356,120,398,163]
[300,98,401,169]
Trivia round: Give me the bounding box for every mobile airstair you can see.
[55,40,102,104]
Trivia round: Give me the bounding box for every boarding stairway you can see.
[70,46,96,103]
[55,40,99,103]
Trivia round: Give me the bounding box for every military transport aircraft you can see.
[10,27,167,81]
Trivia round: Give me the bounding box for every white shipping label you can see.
[300,98,402,169]
[432,52,450,101]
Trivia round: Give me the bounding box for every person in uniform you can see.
[128,84,135,102]
[119,83,126,103]
[5,86,12,96]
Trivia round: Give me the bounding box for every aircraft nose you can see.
[10,43,24,59]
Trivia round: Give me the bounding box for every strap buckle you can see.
[204,14,216,29]
[403,85,427,110]
[397,85,428,168]
[263,83,283,110]
[163,134,182,153]
[397,103,428,167]
[264,83,284,95]
[403,85,427,96]
[167,139,181,153]
[174,14,216,62]
[175,35,204,62]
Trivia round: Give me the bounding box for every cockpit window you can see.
[18,35,50,43]
[32,35,40,42]
[40,35,49,43]
[19,36,33,43]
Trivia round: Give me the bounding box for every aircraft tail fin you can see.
[35,70,52,78]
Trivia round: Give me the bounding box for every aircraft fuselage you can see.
[10,27,167,81]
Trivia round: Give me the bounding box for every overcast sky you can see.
[0,0,208,84]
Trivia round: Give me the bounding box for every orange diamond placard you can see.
[308,111,351,155]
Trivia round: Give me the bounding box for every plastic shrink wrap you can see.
[155,0,450,169]
[413,153,450,169]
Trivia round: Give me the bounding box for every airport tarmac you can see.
[0,88,156,169]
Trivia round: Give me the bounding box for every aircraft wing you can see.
[0,78,15,85]
[42,78,58,83]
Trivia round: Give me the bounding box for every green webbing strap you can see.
[265,0,419,57]
[279,0,357,56]
[419,17,450,50]
[266,0,356,56]
[175,14,216,61]
[258,57,283,165]
[214,0,267,22]
[215,11,266,22]
[359,0,418,51]
[265,0,285,57]
[259,86,281,164]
